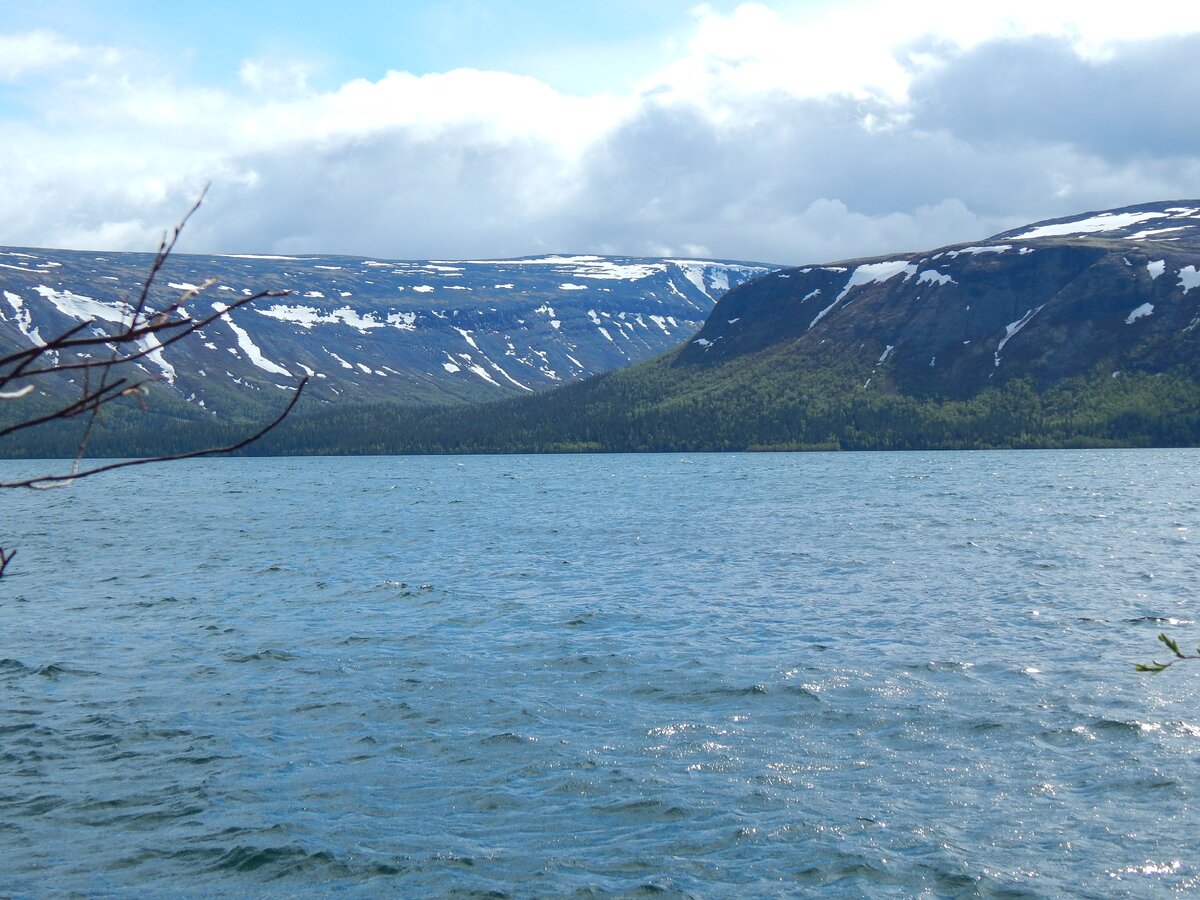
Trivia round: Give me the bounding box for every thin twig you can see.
[128,186,209,326]
[0,320,92,381]
[0,191,292,479]
[0,377,137,438]
[10,290,291,379]
[0,377,307,490]
[0,190,309,580]
[1135,633,1200,672]
[66,187,211,473]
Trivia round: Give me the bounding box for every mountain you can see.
[239,200,1200,454]
[683,200,1200,399]
[0,247,775,417]
[6,201,1199,456]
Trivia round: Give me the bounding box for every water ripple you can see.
[1,450,1198,896]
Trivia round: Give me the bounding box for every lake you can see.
[1,450,1198,896]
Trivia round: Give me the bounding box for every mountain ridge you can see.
[653,200,1198,411]
[3,200,1198,455]
[243,199,1200,454]
[0,246,776,416]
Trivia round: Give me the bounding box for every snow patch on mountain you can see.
[324,349,353,370]
[34,285,129,325]
[461,356,500,387]
[220,254,311,261]
[257,304,393,331]
[387,311,416,331]
[1012,211,1168,240]
[917,269,955,286]
[664,261,765,299]
[213,302,291,377]
[995,306,1045,367]
[1126,226,1190,241]
[3,291,42,346]
[33,285,177,382]
[671,262,714,298]
[837,261,917,302]
[943,245,1011,257]
[1125,303,1154,324]
[809,260,916,331]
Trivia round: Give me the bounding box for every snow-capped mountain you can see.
[683,200,1200,396]
[314,199,1199,454]
[0,248,775,411]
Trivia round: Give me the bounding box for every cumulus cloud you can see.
[238,59,314,97]
[908,34,1200,162]
[1,3,1199,265]
[0,30,92,81]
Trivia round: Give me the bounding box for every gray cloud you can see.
[909,34,1200,162]
[188,128,575,260]
[4,28,1200,268]
[185,97,1200,266]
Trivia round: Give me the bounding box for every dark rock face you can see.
[0,249,775,411]
[683,201,1200,397]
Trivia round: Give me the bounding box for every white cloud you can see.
[644,3,914,107]
[1,4,1199,264]
[237,59,314,96]
[771,0,1200,62]
[0,30,90,81]
[298,68,626,153]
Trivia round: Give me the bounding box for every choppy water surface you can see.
[2,450,1199,897]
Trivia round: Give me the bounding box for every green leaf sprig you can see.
[1136,633,1200,673]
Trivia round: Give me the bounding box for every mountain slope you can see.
[6,201,1199,455]
[0,248,775,417]
[686,201,1200,398]
[241,200,1200,453]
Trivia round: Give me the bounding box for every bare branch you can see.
[0,377,140,439]
[0,320,93,370]
[128,184,209,325]
[0,320,94,392]
[17,188,213,471]
[0,377,308,490]
[0,189,310,579]
[10,289,292,379]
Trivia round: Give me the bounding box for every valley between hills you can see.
[3,200,1199,456]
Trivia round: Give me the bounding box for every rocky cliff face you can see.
[683,201,1200,396]
[0,248,774,412]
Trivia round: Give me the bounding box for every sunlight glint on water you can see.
[1,450,1198,896]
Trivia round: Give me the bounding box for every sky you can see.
[3,0,1200,264]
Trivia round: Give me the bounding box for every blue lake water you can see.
[1,450,1199,897]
